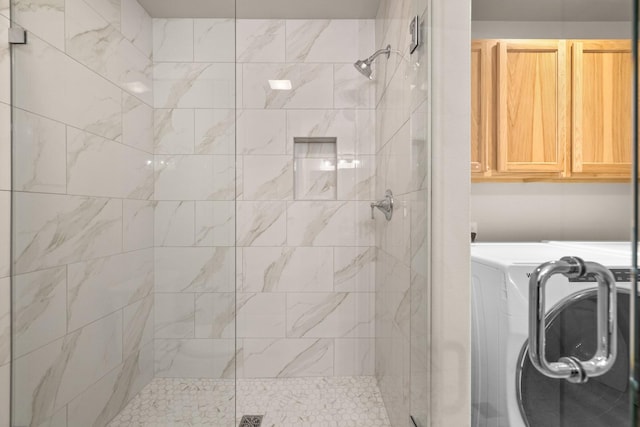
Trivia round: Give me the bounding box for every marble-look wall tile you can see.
[236,201,287,247]
[356,109,377,155]
[195,201,235,247]
[243,155,294,200]
[242,247,333,293]
[242,63,333,109]
[13,267,67,358]
[334,247,376,292]
[237,292,286,338]
[154,293,195,338]
[66,341,154,427]
[335,64,376,109]
[0,16,8,105]
[0,1,7,19]
[154,62,235,109]
[195,19,235,62]
[123,94,154,153]
[123,200,155,251]
[14,34,122,141]
[287,201,356,246]
[123,295,154,357]
[286,20,359,63]
[122,0,153,58]
[155,339,235,378]
[194,109,235,155]
[153,19,194,62]
[155,155,234,201]
[194,293,235,339]
[337,155,376,201]
[286,292,375,338]
[286,109,357,155]
[13,311,123,426]
[13,108,67,194]
[12,0,65,51]
[13,193,123,274]
[67,127,154,199]
[154,201,195,246]
[236,109,287,155]
[0,361,8,427]
[335,338,375,376]
[236,19,285,63]
[67,249,153,331]
[239,338,333,378]
[84,0,121,30]
[154,109,195,154]
[155,247,235,293]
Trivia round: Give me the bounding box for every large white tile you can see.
[335,338,375,376]
[121,0,152,58]
[0,277,7,366]
[155,339,235,378]
[12,0,65,51]
[14,34,122,141]
[334,247,376,292]
[155,293,195,339]
[154,109,195,154]
[154,201,195,246]
[123,200,155,251]
[236,293,286,338]
[67,342,153,427]
[123,294,154,357]
[0,362,8,427]
[243,155,293,201]
[67,249,153,331]
[194,293,235,339]
[242,247,333,292]
[286,201,356,246]
[13,193,123,274]
[0,16,9,105]
[84,0,120,29]
[13,312,123,426]
[194,19,235,62]
[286,292,375,338]
[67,128,154,199]
[153,19,194,62]
[335,63,376,109]
[195,109,235,155]
[123,93,154,154]
[236,201,287,247]
[242,63,333,109]
[337,155,376,201]
[12,109,66,194]
[155,247,235,293]
[239,338,333,378]
[236,19,285,63]
[13,267,67,358]
[236,109,287,155]
[195,201,235,247]
[155,155,234,201]
[286,109,357,155]
[154,62,235,109]
[0,191,8,278]
[286,20,359,63]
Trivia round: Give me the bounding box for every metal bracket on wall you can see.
[409,15,420,54]
[9,27,27,45]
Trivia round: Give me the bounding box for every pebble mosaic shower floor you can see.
[107,376,391,427]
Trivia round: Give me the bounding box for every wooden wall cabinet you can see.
[471,39,632,182]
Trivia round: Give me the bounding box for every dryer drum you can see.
[517,289,630,427]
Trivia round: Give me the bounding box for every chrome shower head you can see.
[353,45,392,80]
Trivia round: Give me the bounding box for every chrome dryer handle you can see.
[528,256,617,384]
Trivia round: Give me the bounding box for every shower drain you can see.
[239,415,263,426]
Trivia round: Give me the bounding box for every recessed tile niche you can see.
[293,137,337,200]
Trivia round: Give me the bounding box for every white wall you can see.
[472,20,631,39]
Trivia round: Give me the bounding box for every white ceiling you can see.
[472,0,632,21]
[137,0,381,19]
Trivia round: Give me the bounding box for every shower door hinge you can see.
[9,27,27,44]
[410,415,419,427]
[409,15,420,54]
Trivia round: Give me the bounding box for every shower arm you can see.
[366,45,392,62]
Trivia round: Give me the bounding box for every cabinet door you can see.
[571,40,632,176]
[496,40,568,174]
[471,41,492,175]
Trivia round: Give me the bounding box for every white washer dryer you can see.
[471,243,631,427]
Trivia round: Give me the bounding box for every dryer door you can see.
[518,290,630,427]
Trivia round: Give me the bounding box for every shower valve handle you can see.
[370,190,394,221]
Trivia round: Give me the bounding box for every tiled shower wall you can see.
[1,3,11,426]
[5,0,156,426]
[374,0,431,426]
[151,18,378,379]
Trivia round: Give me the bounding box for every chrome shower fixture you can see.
[353,44,392,79]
